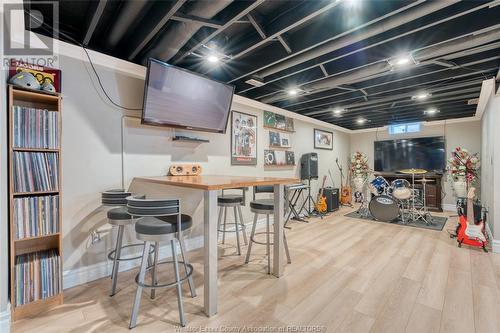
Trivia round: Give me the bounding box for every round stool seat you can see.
[135,214,193,235]
[250,199,274,211]
[218,195,243,204]
[107,207,132,220]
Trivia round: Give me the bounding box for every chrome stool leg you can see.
[129,241,151,329]
[150,241,159,299]
[178,234,197,298]
[237,205,248,245]
[110,225,124,296]
[222,207,228,244]
[245,213,258,264]
[233,206,242,255]
[171,239,186,327]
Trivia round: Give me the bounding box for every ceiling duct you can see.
[143,0,232,63]
[255,1,459,79]
[261,26,500,104]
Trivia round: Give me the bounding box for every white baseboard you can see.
[63,217,270,289]
[491,239,500,254]
[0,304,11,333]
[64,235,204,289]
[442,204,456,212]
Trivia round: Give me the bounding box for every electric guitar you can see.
[315,175,328,213]
[456,187,488,251]
[336,158,352,206]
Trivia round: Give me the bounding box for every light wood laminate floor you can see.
[12,207,500,333]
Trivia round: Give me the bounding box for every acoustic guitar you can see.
[315,175,328,213]
[456,187,488,252]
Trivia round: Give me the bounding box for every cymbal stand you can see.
[409,174,433,225]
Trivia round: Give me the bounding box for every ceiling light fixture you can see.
[207,54,220,63]
[333,107,344,115]
[424,108,439,115]
[288,88,299,96]
[356,118,366,125]
[388,53,417,69]
[412,92,432,101]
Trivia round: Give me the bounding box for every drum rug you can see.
[344,211,448,231]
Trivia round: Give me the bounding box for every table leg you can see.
[273,184,284,277]
[204,190,218,316]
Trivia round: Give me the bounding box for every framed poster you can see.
[314,128,333,150]
[231,111,257,165]
[264,149,295,166]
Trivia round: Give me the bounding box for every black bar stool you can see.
[217,188,248,255]
[101,189,152,296]
[245,186,291,274]
[127,196,196,329]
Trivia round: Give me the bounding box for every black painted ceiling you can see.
[25,0,500,130]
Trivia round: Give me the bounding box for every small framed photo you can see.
[314,128,333,150]
[231,111,257,165]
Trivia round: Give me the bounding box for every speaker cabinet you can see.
[323,187,340,212]
[300,153,318,180]
[169,164,202,176]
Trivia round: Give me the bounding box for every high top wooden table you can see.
[134,175,298,317]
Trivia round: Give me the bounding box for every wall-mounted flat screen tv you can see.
[141,58,235,133]
[374,136,446,173]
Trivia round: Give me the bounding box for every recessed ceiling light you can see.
[424,108,439,115]
[288,88,299,96]
[412,92,431,101]
[207,54,220,63]
[389,53,417,68]
[333,107,344,114]
[356,118,366,124]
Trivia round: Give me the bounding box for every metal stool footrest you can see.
[108,243,156,262]
[134,260,194,289]
[250,231,278,246]
[217,222,246,233]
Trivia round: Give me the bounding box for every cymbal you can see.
[399,168,427,175]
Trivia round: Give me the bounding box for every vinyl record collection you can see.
[13,152,59,193]
[12,106,59,149]
[14,250,61,306]
[13,195,59,239]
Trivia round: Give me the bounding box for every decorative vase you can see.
[453,178,467,198]
[352,176,365,192]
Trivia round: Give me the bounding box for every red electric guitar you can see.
[456,187,488,252]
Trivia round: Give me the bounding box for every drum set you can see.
[355,169,434,225]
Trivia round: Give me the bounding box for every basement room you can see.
[1,0,500,332]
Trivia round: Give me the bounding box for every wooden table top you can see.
[134,175,299,190]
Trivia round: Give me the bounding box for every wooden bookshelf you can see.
[8,85,63,321]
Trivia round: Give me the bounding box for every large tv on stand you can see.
[141,58,235,134]
[374,136,446,173]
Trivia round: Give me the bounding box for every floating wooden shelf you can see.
[269,145,292,149]
[8,85,63,321]
[263,125,295,133]
[264,164,296,167]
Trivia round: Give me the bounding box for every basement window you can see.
[388,122,421,135]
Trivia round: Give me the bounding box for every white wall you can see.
[481,92,500,239]
[349,121,482,207]
[58,54,350,280]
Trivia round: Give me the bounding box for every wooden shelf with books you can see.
[8,85,63,321]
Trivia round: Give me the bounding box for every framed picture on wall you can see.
[314,128,333,150]
[231,111,257,165]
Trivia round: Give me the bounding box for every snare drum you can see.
[391,179,412,200]
[369,176,390,196]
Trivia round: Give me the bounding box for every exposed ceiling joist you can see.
[83,0,107,46]
[277,35,292,54]
[128,0,187,60]
[170,0,266,64]
[247,12,266,39]
[170,13,223,29]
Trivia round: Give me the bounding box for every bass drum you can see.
[369,195,400,222]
